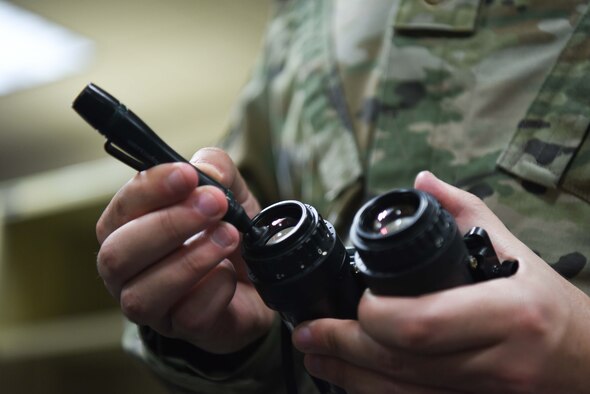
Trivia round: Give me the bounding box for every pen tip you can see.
[246,225,269,244]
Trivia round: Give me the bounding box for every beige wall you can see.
[0,0,271,180]
[0,1,270,393]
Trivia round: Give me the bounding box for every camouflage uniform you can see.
[124,0,590,392]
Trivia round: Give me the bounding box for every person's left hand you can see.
[292,171,590,394]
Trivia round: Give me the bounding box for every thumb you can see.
[413,171,534,265]
[413,171,499,229]
[413,171,475,219]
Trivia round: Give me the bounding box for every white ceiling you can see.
[0,0,270,181]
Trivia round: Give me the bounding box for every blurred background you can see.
[0,0,270,392]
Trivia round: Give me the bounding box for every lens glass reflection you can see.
[372,204,416,235]
[265,217,299,246]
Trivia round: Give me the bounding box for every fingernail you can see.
[167,168,187,193]
[194,190,222,216]
[416,170,436,181]
[293,325,313,351]
[210,225,234,248]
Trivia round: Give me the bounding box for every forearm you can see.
[123,317,316,394]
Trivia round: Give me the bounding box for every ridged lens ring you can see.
[350,189,472,295]
[241,200,360,326]
[242,200,336,282]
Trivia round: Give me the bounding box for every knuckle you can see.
[120,288,147,323]
[96,241,121,283]
[95,215,109,244]
[178,245,208,278]
[314,321,351,356]
[324,330,341,354]
[157,208,186,244]
[174,228,236,281]
[395,314,437,348]
[514,299,553,338]
[95,187,135,244]
[112,193,131,224]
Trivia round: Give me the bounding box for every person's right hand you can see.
[96,147,275,354]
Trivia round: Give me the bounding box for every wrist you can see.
[139,325,269,375]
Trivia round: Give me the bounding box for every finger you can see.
[97,163,198,244]
[171,266,273,353]
[358,277,532,354]
[191,147,260,216]
[294,318,550,392]
[413,171,532,261]
[413,171,507,232]
[294,318,478,388]
[97,185,228,295]
[294,319,408,378]
[302,353,463,394]
[302,345,535,393]
[414,170,561,277]
[117,222,239,329]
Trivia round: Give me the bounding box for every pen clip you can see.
[73,83,257,236]
[104,140,149,172]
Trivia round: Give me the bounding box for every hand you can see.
[292,171,590,393]
[96,147,274,353]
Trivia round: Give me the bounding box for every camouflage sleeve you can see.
[122,318,313,394]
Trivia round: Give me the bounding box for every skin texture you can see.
[96,148,274,354]
[292,171,590,393]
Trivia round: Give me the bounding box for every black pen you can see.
[72,83,260,237]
